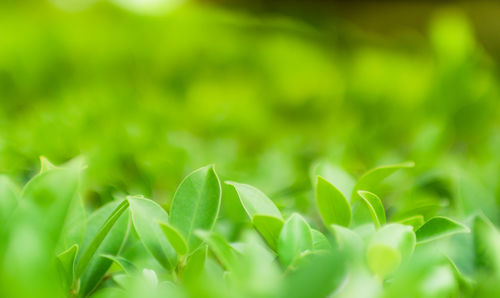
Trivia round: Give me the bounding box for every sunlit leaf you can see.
[159,221,188,256]
[416,216,470,244]
[226,181,282,219]
[196,230,240,271]
[170,166,222,252]
[398,215,425,230]
[128,196,177,270]
[251,214,284,252]
[352,161,415,200]
[101,254,138,274]
[473,214,500,274]
[56,244,78,290]
[278,213,313,267]
[357,190,386,228]
[311,229,331,250]
[315,176,351,227]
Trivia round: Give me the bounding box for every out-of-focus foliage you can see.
[0,0,500,297]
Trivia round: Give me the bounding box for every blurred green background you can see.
[0,0,499,225]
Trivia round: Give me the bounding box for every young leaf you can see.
[311,229,331,250]
[398,215,425,230]
[226,181,282,219]
[473,214,500,274]
[357,190,386,228]
[278,214,313,267]
[128,197,177,270]
[159,221,188,256]
[170,166,222,252]
[366,223,416,277]
[57,244,79,289]
[315,176,351,227]
[251,214,284,252]
[76,200,130,296]
[352,161,415,199]
[416,216,470,244]
[101,254,138,274]
[182,245,207,282]
[312,162,355,199]
[196,230,240,271]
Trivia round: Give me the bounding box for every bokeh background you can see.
[1,0,499,230]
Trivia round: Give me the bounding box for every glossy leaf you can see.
[196,230,240,271]
[101,254,138,274]
[170,166,222,251]
[312,162,355,199]
[278,213,313,267]
[416,216,470,244]
[352,161,415,200]
[159,221,188,256]
[226,181,282,219]
[57,244,79,289]
[182,245,207,282]
[76,200,130,296]
[357,190,386,228]
[251,214,284,252]
[398,215,425,230]
[315,176,351,227]
[128,197,177,270]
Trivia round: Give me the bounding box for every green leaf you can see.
[128,196,177,270]
[352,161,414,199]
[182,245,207,282]
[416,216,470,244]
[251,214,284,252]
[196,230,240,271]
[57,244,79,290]
[398,215,425,230]
[281,250,346,298]
[22,164,81,244]
[101,254,138,274]
[226,181,282,219]
[39,156,58,174]
[159,221,188,256]
[76,200,130,296]
[366,223,415,277]
[311,229,331,250]
[357,190,386,228]
[312,162,355,199]
[473,214,500,274]
[329,224,364,261]
[170,166,222,251]
[315,176,351,227]
[278,213,313,267]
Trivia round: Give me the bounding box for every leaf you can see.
[281,250,347,298]
[329,224,364,261]
[128,197,177,270]
[22,164,81,245]
[312,162,355,199]
[251,214,284,252]
[57,244,79,290]
[357,190,386,228]
[315,176,351,227]
[182,245,207,282]
[473,214,500,274]
[226,181,282,219]
[39,156,58,174]
[196,230,240,271]
[76,200,130,296]
[352,161,415,200]
[366,223,416,277]
[311,229,331,250]
[278,213,313,267]
[159,221,188,256]
[170,166,222,252]
[398,215,425,230]
[101,254,138,274]
[416,216,470,244]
